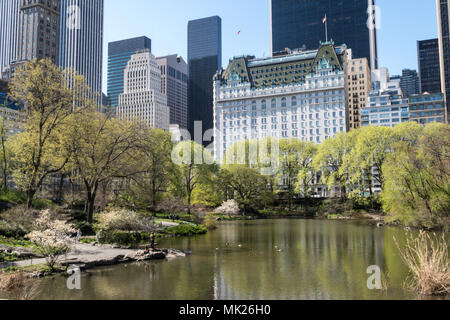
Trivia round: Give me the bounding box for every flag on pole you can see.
[237,31,241,35]
[322,15,327,24]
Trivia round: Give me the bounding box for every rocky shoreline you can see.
[0,242,191,277]
[59,248,190,272]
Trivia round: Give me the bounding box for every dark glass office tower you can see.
[107,36,152,107]
[418,39,441,94]
[399,69,420,98]
[187,16,222,140]
[271,0,378,69]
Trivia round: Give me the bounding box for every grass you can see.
[327,214,342,220]
[0,252,21,263]
[0,190,27,204]
[395,231,450,296]
[1,263,62,275]
[160,224,207,237]
[0,190,53,209]
[0,236,34,248]
[79,237,96,244]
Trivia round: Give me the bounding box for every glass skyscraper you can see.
[418,39,441,94]
[59,0,104,105]
[270,0,378,70]
[108,36,152,107]
[0,0,20,78]
[187,16,222,139]
[398,69,420,98]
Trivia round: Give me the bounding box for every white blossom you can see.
[216,200,240,216]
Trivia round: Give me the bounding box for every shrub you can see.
[395,231,450,296]
[0,271,40,300]
[203,215,218,230]
[96,208,154,232]
[156,198,185,215]
[162,224,207,237]
[0,236,34,248]
[0,205,41,234]
[26,210,76,271]
[31,199,53,210]
[351,195,382,211]
[73,221,95,236]
[216,200,240,217]
[0,221,28,239]
[0,190,27,205]
[96,230,151,246]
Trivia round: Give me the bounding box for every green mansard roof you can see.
[217,43,348,89]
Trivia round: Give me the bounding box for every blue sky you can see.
[103,0,438,91]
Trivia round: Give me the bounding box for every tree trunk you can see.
[26,189,36,208]
[86,192,96,224]
[2,139,7,191]
[85,181,98,224]
[152,180,157,217]
[57,174,65,204]
[341,185,347,200]
[187,193,191,216]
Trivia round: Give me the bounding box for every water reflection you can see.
[3,219,444,300]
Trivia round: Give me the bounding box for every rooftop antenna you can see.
[323,14,328,42]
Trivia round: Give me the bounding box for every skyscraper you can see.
[17,0,61,64]
[418,39,442,94]
[345,57,371,130]
[157,55,189,129]
[117,50,170,131]
[398,69,420,98]
[59,0,104,103]
[270,0,378,70]
[108,36,152,108]
[0,0,20,78]
[437,0,450,123]
[187,16,222,140]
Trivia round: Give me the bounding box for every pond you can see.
[7,219,449,300]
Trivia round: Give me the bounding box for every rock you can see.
[165,249,187,259]
[112,244,121,249]
[0,245,12,253]
[129,249,166,261]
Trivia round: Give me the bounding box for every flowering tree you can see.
[26,210,76,271]
[97,208,155,232]
[216,200,240,217]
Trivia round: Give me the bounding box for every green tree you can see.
[313,131,357,199]
[382,123,450,229]
[276,139,305,209]
[171,141,216,215]
[221,164,269,213]
[295,142,318,198]
[344,126,394,196]
[68,109,140,223]
[130,129,173,215]
[7,59,90,207]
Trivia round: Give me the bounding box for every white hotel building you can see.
[213,43,351,161]
[117,50,170,130]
